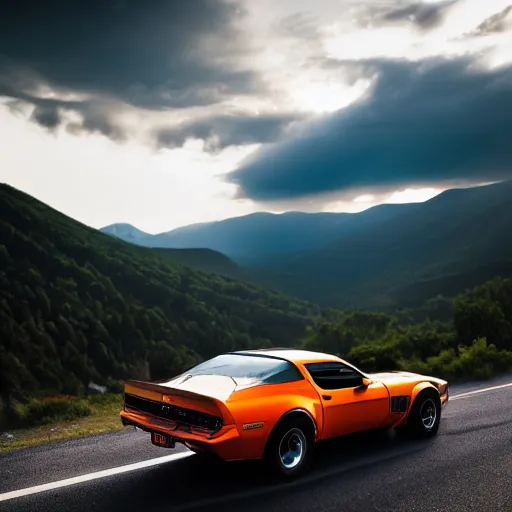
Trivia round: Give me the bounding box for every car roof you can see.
[232,348,344,365]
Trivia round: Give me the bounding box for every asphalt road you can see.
[1,375,511,512]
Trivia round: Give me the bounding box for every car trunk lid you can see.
[124,375,237,434]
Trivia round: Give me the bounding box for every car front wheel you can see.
[407,390,441,438]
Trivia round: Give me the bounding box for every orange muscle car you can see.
[120,349,449,479]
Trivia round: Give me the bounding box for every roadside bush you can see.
[405,338,512,381]
[347,342,402,372]
[453,337,512,379]
[86,393,123,407]
[405,350,458,379]
[8,397,92,428]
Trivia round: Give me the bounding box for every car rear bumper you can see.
[120,409,251,461]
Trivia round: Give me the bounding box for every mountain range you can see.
[102,180,512,309]
[101,204,417,260]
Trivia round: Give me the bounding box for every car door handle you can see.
[322,395,332,400]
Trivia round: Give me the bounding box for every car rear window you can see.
[186,354,304,384]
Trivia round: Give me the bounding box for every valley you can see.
[103,181,512,309]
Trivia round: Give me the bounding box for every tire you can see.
[406,389,441,439]
[264,414,315,481]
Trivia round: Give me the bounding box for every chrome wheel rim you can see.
[420,399,437,430]
[279,428,306,469]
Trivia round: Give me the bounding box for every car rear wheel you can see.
[264,415,315,480]
[406,389,441,438]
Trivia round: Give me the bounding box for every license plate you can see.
[151,432,175,448]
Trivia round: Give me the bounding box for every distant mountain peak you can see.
[100,223,151,243]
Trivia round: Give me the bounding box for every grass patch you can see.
[0,394,125,453]
[14,397,93,427]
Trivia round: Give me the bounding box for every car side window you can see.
[304,362,363,390]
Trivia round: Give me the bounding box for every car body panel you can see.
[314,380,391,438]
[120,349,448,461]
[222,379,322,458]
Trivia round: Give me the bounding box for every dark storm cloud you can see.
[67,105,125,140]
[0,0,260,135]
[0,0,256,108]
[30,103,61,130]
[156,112,306,152]
[228,57,512,201]
[3,87,124,140]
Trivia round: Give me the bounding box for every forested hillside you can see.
[0,184,319,403]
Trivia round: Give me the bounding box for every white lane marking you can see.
[0,451,193,502]
[450,382,512,400]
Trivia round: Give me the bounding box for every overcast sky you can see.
[1,0,511,233]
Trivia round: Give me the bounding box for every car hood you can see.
[368,371,446,387]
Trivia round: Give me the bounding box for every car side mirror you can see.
[361,377,372,388]
[354,377,372,392]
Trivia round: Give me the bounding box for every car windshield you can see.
[185,354,303,384]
